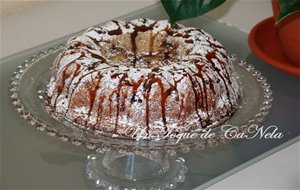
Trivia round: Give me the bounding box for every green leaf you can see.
[277,0,300,24]
[161,0,226,26]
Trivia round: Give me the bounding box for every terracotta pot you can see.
[272,0,300,67]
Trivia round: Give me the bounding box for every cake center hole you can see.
[105,31,180,69]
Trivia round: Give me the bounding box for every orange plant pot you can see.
[272,0,300,67]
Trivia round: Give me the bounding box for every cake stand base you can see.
[85,151,187,189]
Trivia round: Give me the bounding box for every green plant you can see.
[161,0,300,26]
[161,0,225,26]
[276,0,300,24]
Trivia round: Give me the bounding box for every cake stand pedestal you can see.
[86,150,187,189]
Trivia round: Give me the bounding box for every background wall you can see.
[1,0,46,16]
[0,0,272,59]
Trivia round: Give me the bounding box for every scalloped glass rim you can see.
[9,44,273,154]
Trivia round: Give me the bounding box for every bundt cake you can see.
[46,18,240,139]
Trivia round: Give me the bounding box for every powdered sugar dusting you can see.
[47,18,240,139]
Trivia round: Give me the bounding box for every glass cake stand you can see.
[9,44,273,189]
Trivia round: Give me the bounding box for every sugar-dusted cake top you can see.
[47,18,240,138]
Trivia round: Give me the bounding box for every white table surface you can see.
[1,0,299,189]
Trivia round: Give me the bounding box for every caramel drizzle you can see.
[120,78,141,129]
[53,63,77,109]
[111,73,128,132]
[107,20,123,35]
[143,79,151,133]
[94,95,105,129]
[130,21,158,67]
[143,74,168,132]
[193,64,209,111]
[52,19,237,133]
[186,64,215,126]
[85,73,103,127]
[53,68,67,108]
[59,48,108,115]
[52,53,63,79]
[181,69,204,127]
[161,74,185,123]
[147,33,159,67]
[178,94,185,120]
[55,51,83,77]
[205,52,233,112]
[86,36,99,46]
[172,61,219,127]
[103,19,159,67]
[88,51,107,64]
[149,33,156,56]
[64,67,110,116]
[69,42,95,51]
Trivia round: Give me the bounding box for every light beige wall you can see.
[0,0,46,16]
